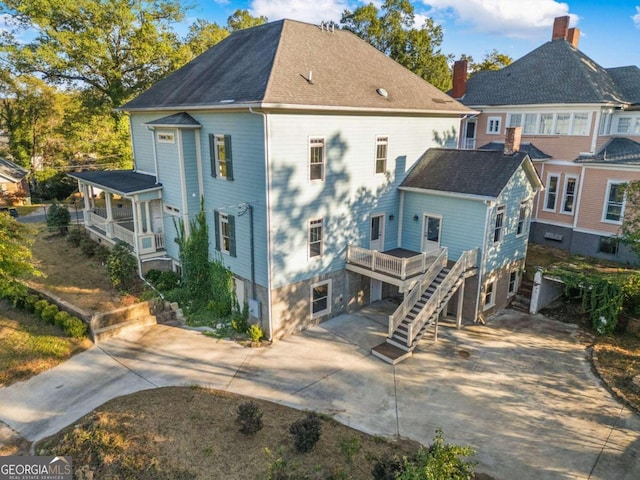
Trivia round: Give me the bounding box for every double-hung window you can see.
[508,270,519,296]
[516,202,528,237]
[523,114,537,135]
[562,176,578,214]
[311,280,331,318]
[538,114,553,135]
[604,182,625,223]
[375,136,388,174]
[209,134,234,180]
[493,205,505,243]
[487,116,501,134]
[544,174,560,211]
[508,113,522,128]
[571,113,589,135]
[617,117,631,134]
[214,210,236,256]
[309,138,325,181]
[483,280,496,310]
[309,219,324,258]
[554,114,570,135]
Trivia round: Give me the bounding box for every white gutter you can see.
[398,186,496,203]
[249,107,274,341]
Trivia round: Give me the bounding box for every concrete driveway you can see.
[0,305,638,479]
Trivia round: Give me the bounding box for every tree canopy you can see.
[0,214,42,297]
[460,49,513,76]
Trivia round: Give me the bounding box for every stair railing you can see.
[405,248,479,347]
[388,247,448,337]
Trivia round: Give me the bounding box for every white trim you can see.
[486,116,502,135]
[516,201,528,238]
[560,175,578,215]
[591,110,602,153]
[308,218,324,259]
[543,173,560,212]
[507,269,519,297]
[374,135,388,175]
[311,279,332,319]
[219,212,231,255]
[397,190,405,247]
[578,163,640,172]
[163,204,180,216]
[601,180,626,225]
[150,128,159,182]
[493,205,506,244]
[195,129,204,198]
[398,185,495,202]
[369,213,386,251]
[420,213,443,253]
[156,130,176,143]
[531,218,574,229]
[308,136,326,182]
[177,129,189,236]
[573,226,621,237]
[540,159,583,166]
[483,278,497,310]
[573,165,586,229]
[133,168,155,176]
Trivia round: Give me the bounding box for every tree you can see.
[47,203,71,235]
[620,181,640,260]
[227,9,267,32]
[461,49,513,76]
[0,213,42,298]
[341,0,452,91]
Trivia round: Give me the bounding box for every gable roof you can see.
[69,171,161,195]
[460,39,640,106]
[477,142,552,160]
[0,157,28,183]
[145,112,201,128]
[122,19,471,115]
[576,137,640,165]
[400,148,541,199]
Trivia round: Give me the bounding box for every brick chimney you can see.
[567,27,580,48]
[551,15,570,41]
[452,59,467,99]
[504,127,522,155]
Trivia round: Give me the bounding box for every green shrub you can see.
[106,242,137,293]
[235,401,264,436]
[80,237,97,257]
[145,269,162,284]
[289,412,321,453]
[54,311,72,329]
[41,304,60,324]
[34,299,50,316]
[622,274,640,317]
[230,309,249,333]
[63,316,88,338]
[155,271,181,291]
[94,244,111,263]
[372,453,404,480]
[25,295,40,313]
[9,290,27,310]
[248,324,264,342]
[47,203,71,235]
[67,228,84,247]
[338,435,361,464]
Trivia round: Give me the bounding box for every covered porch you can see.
[69,170,165,258]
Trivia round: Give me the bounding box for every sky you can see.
[186,0,640,68]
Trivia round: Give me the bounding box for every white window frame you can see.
[219,213,231,254]
[493,205,505,244]
[599,111,612,135]
[561,175,578,215]
[602,180,626,225]
[516,201,528,237]
[375,136,388,174]
[538,113,553,135]
[213,134,228,177]
[163,204,180,216]
[486,116,501,135]
[483,279,496,310]
[157,130,175,143]
[554,113,571,135]
[507,113,522,128]
[634,118,640,135]
[309,218,324,259]
[544,174,560,212]
[309,137,325,182]
[508,269,519,297]
[570,113,590,136]
[617,117,631,134]
[311,279,332,319]
[523,113,538,135]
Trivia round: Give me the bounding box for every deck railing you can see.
[347,245,434,280]
[112,222,135,247]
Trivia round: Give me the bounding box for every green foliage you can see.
[147,270,181,291]
[621,180,640,260]
[79,236,97,257]
[462,49,513,75]
[66,227,84,247]
[47,203,71,235]
[230,308,250,334]
[34,172,78,201]
[106,242,137,293]
[236,401,264,436]
[622,274,640,317]
[62,316,88,338]
[248,324,264,343]
[372,453,404,480]
[289,412,322,453]
[0,214,42,297]
[338,435,361,464]
[54,310,72,329]
[398,428,476,480]
[34,299,49,316]
[25,295,40,313]
[41,304,60,324]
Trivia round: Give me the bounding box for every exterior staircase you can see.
[511,278,533,313]
[372,248,478,364]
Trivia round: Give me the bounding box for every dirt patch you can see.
[27,227,138,313]
[36,387,491,480]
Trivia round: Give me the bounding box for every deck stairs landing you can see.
[372,248,478,364]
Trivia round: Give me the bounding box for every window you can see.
[508,113,522,128]
[617,117,631,134]
[562,176,577,214]
[493,205,505,243]
[157,130,175,143]
[599,112,612,135]
[555,114,570,135]
[483,280,496,310]
[487,116,501,134]
[571,113,589,135]
[164,204,180,216]
[523,114,537,135]
[544,174,559,211]
[214,210,236,257]
[375,136,388,174]
[508,270,519,296]
[598,236,619,255]
[538,113,553,135]
[634,119,640,135]
[516,202,528,237]
[604,182,625,223]
[309,138,325,181]
[209,134,234,180]
[311,280,331,318]
[309,219,324,258]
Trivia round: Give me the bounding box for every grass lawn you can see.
[37,387,490,480]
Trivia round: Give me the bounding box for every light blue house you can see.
[70,20,541,362]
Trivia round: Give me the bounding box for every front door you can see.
[421,215,442,253]
[370,279,382,302]
[370,214,385,251]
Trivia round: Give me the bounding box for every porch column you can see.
[145,201,151,233]
[456,281,465,329]
[105,192,114,238]
[136,202,144,233]
[131,201,141,256]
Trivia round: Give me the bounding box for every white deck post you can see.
[456,280,465,329]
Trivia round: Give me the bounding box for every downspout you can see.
[397,190,405,247]
[249,107,274,341]
[249,204,256,299]
[573,165,586,231]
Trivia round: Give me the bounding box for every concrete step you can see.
[371,342,412,365]
[92,314,157,343]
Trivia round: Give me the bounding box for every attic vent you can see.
[376,88,388,98]
[219,99,235,104]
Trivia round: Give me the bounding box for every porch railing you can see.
[347,245,434,280]
[112,222,135,247]
[154,233,165,249]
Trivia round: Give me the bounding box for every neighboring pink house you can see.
[452,16,640,264]
[0,157,30,206]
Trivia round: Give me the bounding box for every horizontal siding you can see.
[267,112,461,288]
[535,165,582,225]
[181,130,201,216]
[130,113,160,175]
[401,191,487,261]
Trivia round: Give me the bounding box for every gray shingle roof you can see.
[460,39,640,106]
[122,19,471,115]
[401,148,532,198]
[69,171,161,195]
[576,137,640,165]
[0,157,28,182]
[477,142,552,160]
[145,112,201,127]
